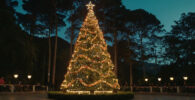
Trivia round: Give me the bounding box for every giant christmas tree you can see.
[61,1,120,93]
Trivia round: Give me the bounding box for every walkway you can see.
[0,93,195,100]
[133,94,195,100]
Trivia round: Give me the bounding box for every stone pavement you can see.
[0,92,195,100]
[133,94,195,100]
[0,92,53,100]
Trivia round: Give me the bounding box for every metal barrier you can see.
[124,86,195,94]
[0,84,48,93]
[1,84,195,94]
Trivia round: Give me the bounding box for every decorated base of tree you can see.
[60,1,120,93]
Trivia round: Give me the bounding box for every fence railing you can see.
[0,84,48,93]
[1,84,195,94]
[126,86,195,94]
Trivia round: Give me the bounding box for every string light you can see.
[60,1,120,92]
[63,78,119,89]
[94,91,113,94]
[65,66,114,79]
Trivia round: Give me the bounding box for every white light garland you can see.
[60,1,120,91]
[66,90,91,94]
[94,91,113,94]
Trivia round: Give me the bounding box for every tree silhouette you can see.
[165,12,195,83]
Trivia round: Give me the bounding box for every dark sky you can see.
[15,0,195,39]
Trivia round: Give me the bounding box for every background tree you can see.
[164,12,195,84]
[17,0,73,87]
[0,0,37,82]
[129,9,164,80]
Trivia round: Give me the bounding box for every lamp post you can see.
[170,77,174,81]
[158,77,162,86]
[145,78,148,82]
[13,74,19,84]
[158,77,162,82]
[13,74,19,79]
[27,75,32,80]
[144,78,148,85]
[170,77,174,86]
[27,75,32,85]
[183,76,188,86]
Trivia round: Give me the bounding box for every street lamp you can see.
[144,78,148,82]
[169,77,174,86]
[13,74,19,79]
[158,77,162,82]
[13,74,19,84]
[183,76,188,85]
[183,76,188,81]
[27,75,32,80]
[170,77,174,81]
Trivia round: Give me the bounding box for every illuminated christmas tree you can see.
[60,1,120,93]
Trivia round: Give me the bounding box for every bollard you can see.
[160,87,163,93]
[130,86,133,92]
[150,86,153,93]
[10,85,14,93]
[46,86,49,91]
[33,85,35,92]
[176,86,180,93]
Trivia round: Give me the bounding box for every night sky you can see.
[15,0,195,39]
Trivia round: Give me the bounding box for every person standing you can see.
[0,77,5,91]
[0,77,5,84]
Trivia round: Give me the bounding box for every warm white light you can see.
[158,77,162,82]
[27,75,32,79]
[94,91,113,94]
[183,76,188,81]
[66,90,90,94]
[170,77,174,81]
[60,1,120,90]
[14,74,19,79]
[144,78,148,82]
[86,1,95,10]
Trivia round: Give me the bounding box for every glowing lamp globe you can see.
[27,75,32,79]
[183,76,188,81]
[14,74,19,79]
[158,77,162,82]
[144,78,148,82]
[170,77,174,81]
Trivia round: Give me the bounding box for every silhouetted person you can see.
[0,77,5,91]
[0,77,5,84]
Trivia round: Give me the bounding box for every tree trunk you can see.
[70,27,73,57]
[52,0,58,88]
[155,48,158,64]
[114,32,117,77]
[127,35,133,90]
[140,33,145,77]
[52,18,58,87]
[130,62,133,87]
[47,27,51,84]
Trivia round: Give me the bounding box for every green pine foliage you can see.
[61,2,120,91]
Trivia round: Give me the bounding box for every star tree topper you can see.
[86,1,95,10]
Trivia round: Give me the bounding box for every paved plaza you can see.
[0,93,195,100]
